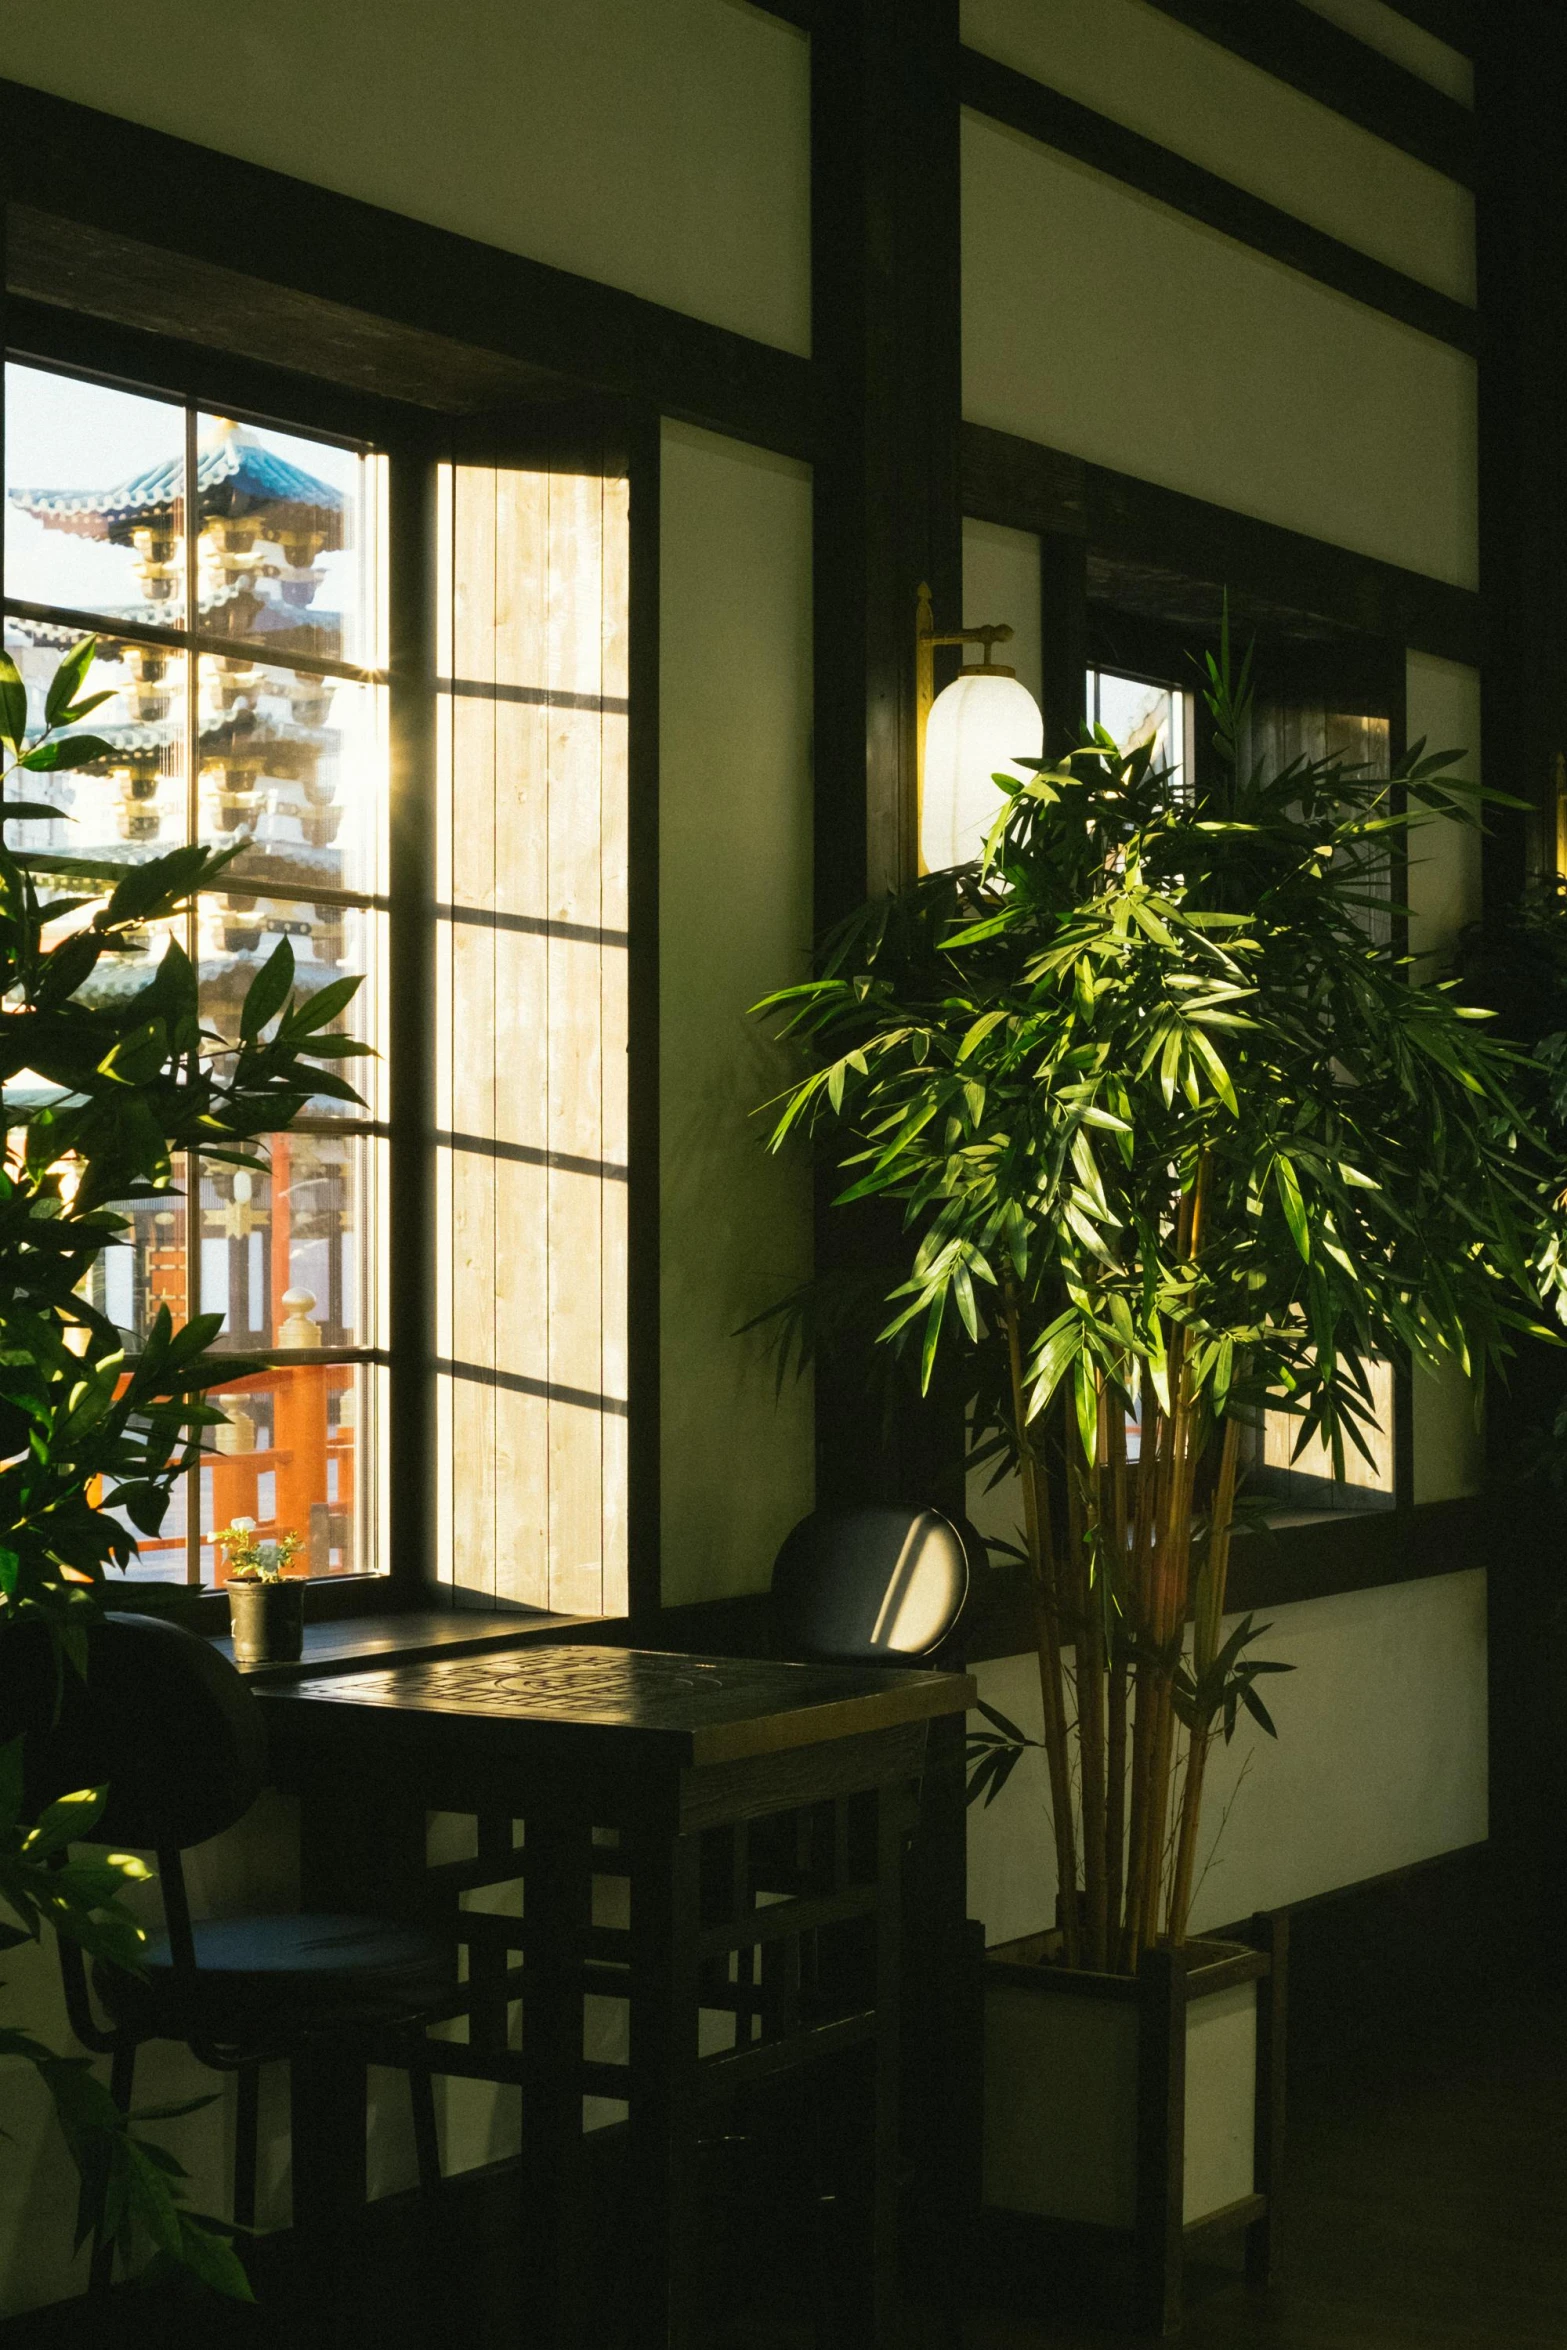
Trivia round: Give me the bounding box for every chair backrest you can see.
[770,1505,970,1665]
[2,1611,267,1850]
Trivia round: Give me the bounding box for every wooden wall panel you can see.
[436,459,630,1616]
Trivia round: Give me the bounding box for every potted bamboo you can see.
[754,631,1563,2328]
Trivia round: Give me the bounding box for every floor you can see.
[956,1988,1567,2350]
[11,1960,1566,2349]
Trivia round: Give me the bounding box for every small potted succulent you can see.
[221,1518,306,1665]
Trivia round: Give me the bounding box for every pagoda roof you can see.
[9,420,346,547]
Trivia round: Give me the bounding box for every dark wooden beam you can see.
[809,0,966,1518]
[1141,0,1474,184]
[961,421,1481,668]
[811,0,963,919]
[1475,4,1567,903]
[963,1493,1497,1663]
[960,51,1476,356]
[2,82,812,456]
[5,291,431,450]
[1381,0,1475,56]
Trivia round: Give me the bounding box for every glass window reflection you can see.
[200,1362,370,1581]
[6,364,187,624]
[198,1134,369,1352]
[198,659,383,896]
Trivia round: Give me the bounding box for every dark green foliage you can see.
[0,641,368,2295]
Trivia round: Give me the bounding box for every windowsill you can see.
[214,1604,612,1681]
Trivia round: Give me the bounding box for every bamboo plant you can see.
[755,635,1563,1971]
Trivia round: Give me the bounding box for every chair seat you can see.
[94,1912,451,2048]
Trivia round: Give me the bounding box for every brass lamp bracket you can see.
[914,581,1017,869]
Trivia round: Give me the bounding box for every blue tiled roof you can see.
[9,420,346,546]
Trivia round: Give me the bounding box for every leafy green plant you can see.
[0,640,369,2295]
[755,629,1560,1968]
[217,1521,303,1583]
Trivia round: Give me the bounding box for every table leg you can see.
[867,1788,905,2348]
[626,1825,704,2349]
[290,2044,369,2321]
[518,1810,593,2347]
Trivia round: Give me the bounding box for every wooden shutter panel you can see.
[435,422,630,1615]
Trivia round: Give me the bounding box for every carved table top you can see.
[258,1643,974,1768]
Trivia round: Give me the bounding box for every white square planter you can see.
[978,1916,1286,2334]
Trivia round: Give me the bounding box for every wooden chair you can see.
[5,1611,451,2284]
[770,1502,971,1666]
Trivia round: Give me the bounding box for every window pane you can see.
[6,364,187,625]
[3,624,188,867]
[194,417,373,668]
[197,893,379,1118]
[1090,670,1188,794]
[82,1188,190,1348]
[1247,1359,1396,1515]
[198,1131,373,1351]
[197,658,384,896]
[201,1360,373,1582]
[107,1460,191,1586]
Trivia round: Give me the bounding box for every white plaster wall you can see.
[962,518,1044,707]
[962,116,1478,590]
[1,0,812,355]
[967,1570,1489,1947]
[659,421,816,1605]
[961,0,1474,299]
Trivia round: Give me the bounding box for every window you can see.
[1086,667,1191,795]
[3,361,388,1584]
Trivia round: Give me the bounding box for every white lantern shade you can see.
[921,668,1044,871]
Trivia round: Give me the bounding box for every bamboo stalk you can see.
[1078,1407,1109,1970]
[1166,1411,1243,1946]
[1003,1284,1081,1967]
[1104,1392,1129,1950]
[1120,1389,1168,1966]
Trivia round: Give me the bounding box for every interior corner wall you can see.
[970,1571,1489,1948]
[961,113,1478,589]
[1,0,812,355]
[658,420,815,1608]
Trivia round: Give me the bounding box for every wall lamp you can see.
[916,581,1044,873]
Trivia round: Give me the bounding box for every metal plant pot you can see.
[227,1578,305,1667]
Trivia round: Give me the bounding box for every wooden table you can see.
[260,1643,974,2346]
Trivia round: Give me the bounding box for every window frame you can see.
[1,324,660,1631]
[1,341,413,1601]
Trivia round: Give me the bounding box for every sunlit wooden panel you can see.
[1258,1357,1396,1509]
[435,456,629,1616]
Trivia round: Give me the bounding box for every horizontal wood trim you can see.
[4,293,433,451]
[2,81,812,457]
[960,419,1482,666]
[960,50,1476,355]
[1209,1837,1489,1943]
[1183,2192,1268,2251]
[962,1494,1495,1662]
[1142,0,1474,184]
